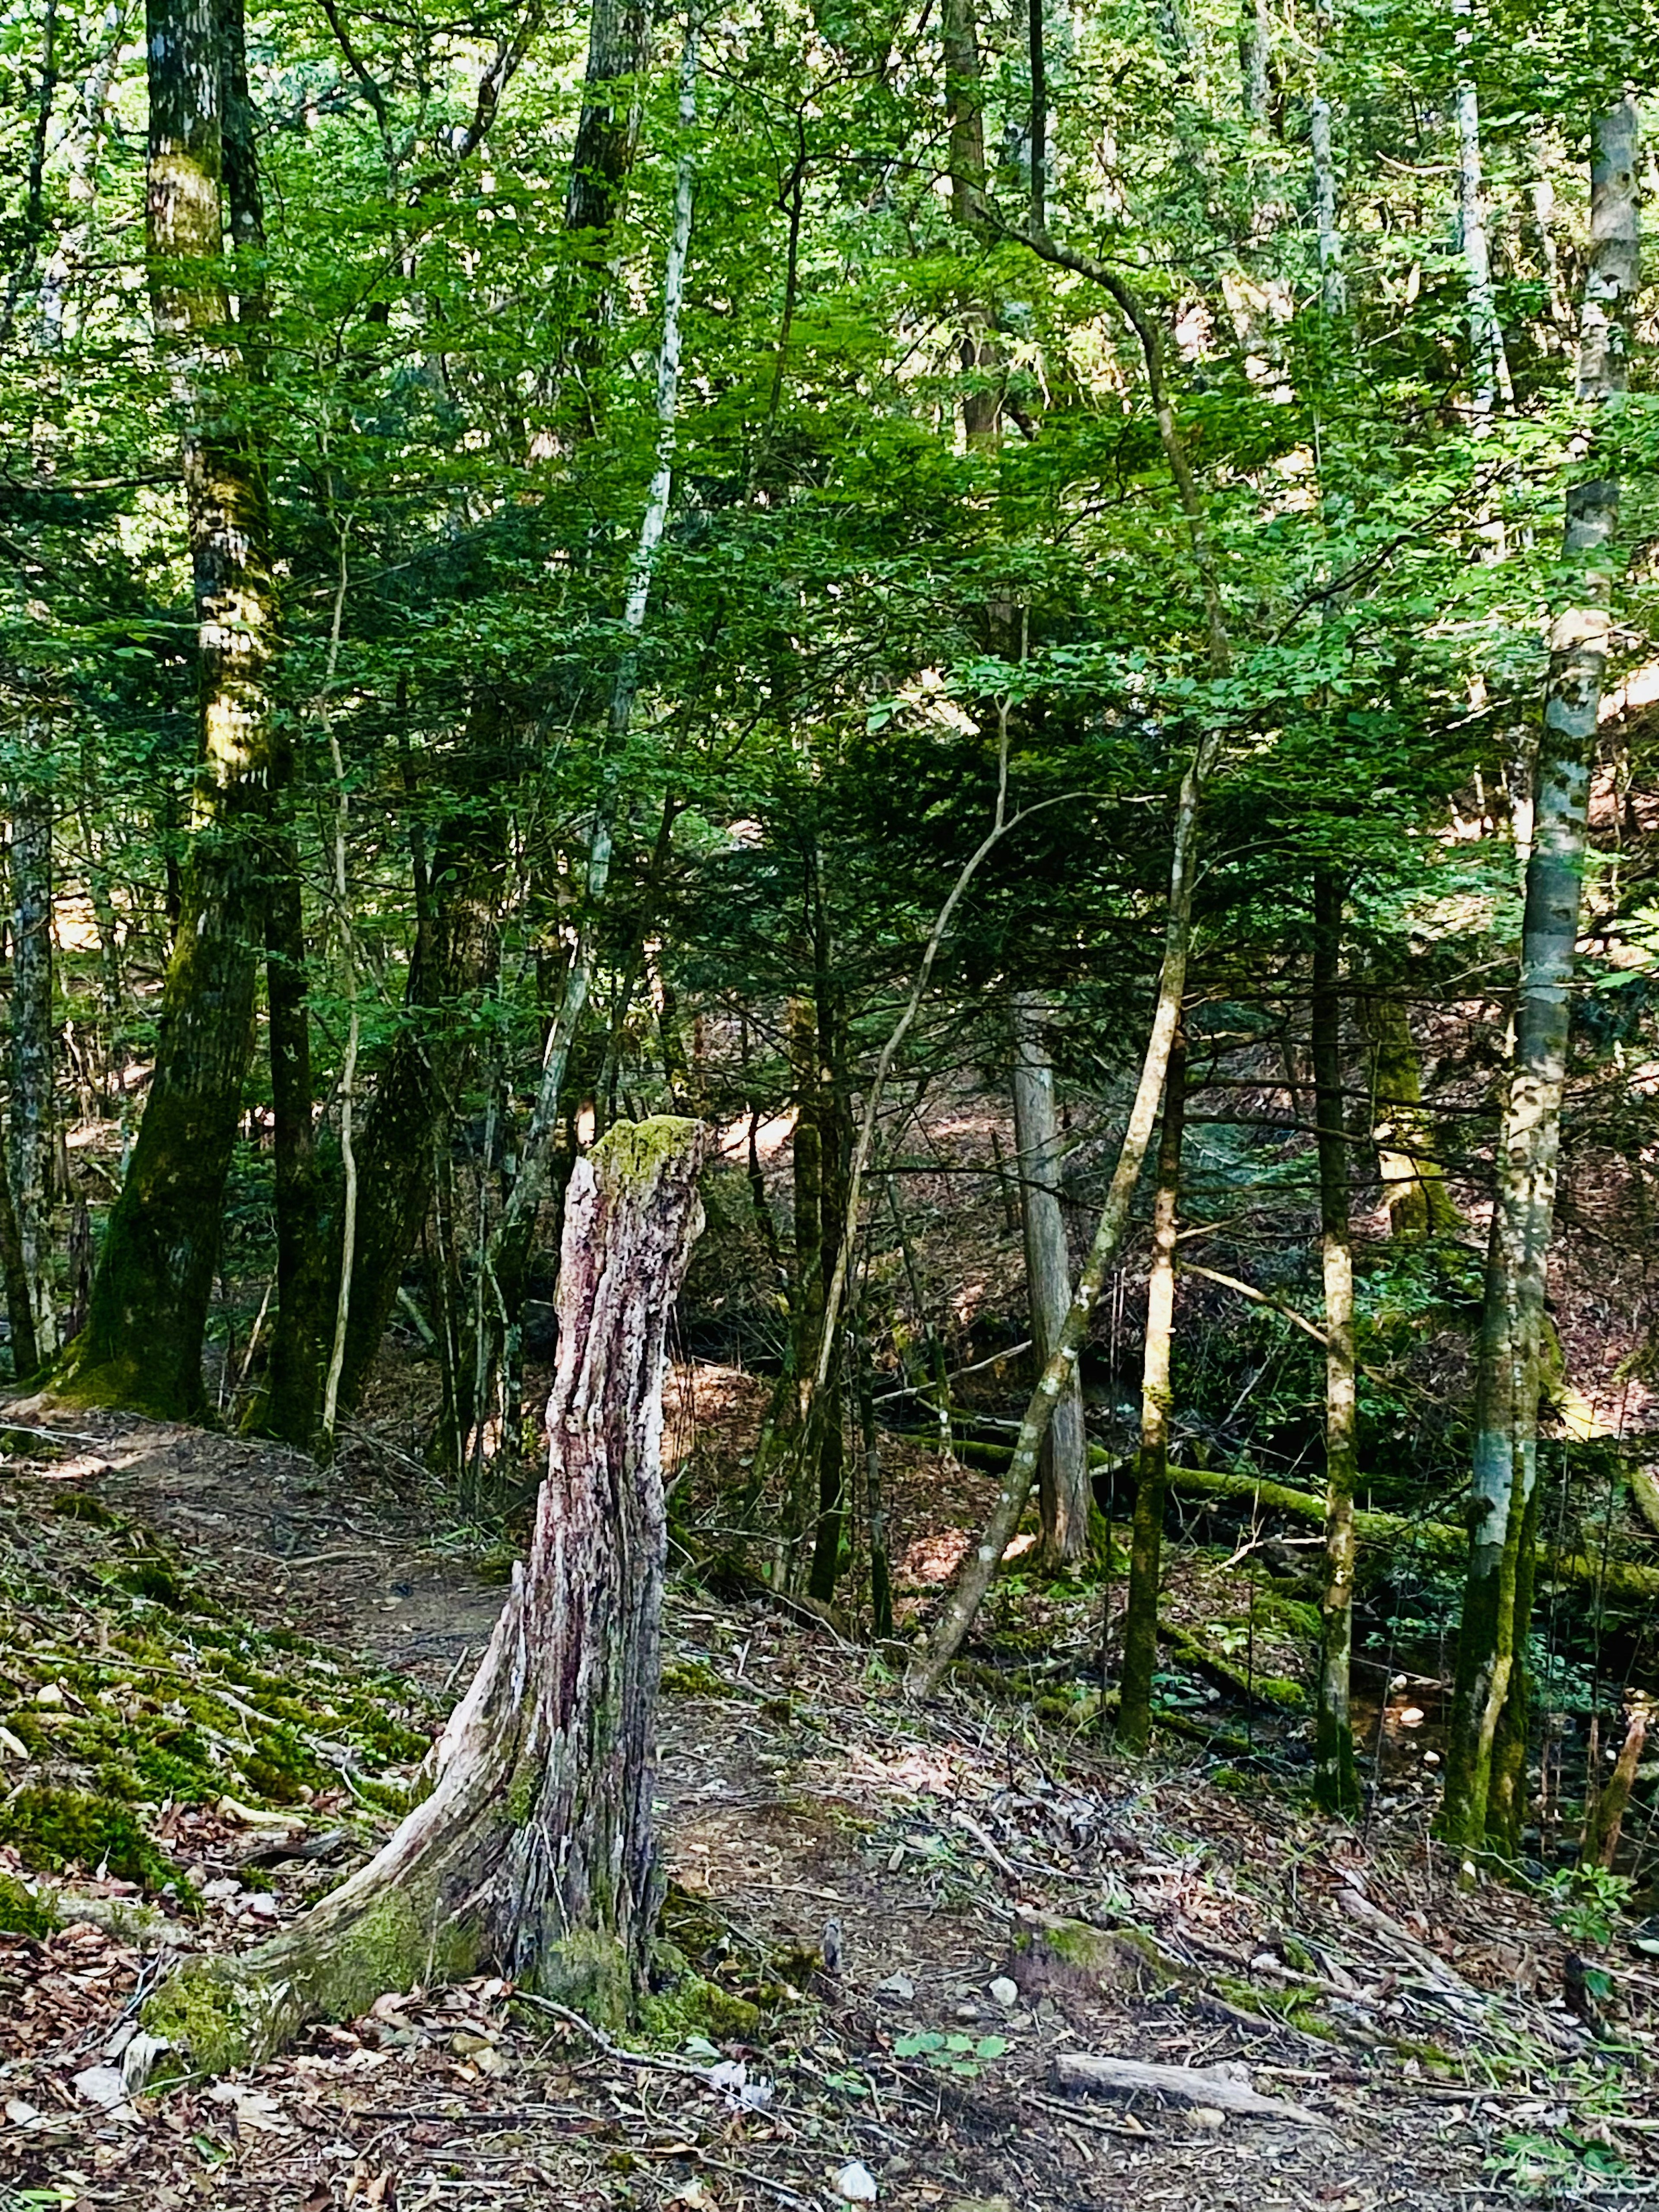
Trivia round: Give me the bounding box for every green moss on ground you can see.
[0,1785,175,1889]
[639,1971,763,2045]
[0,1868,57,1936]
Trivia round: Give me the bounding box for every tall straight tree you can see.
[1311,870,1359,1812]
[8,724,56,1374]
[1441,99,1640,1856]
[61,0,279,1416]
[1011,993,1090,1567]
[1117,1027,1185,1752]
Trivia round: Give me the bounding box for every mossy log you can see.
[1162,1462,1659,1603]
[956,1434,1659,1601]
[145,1118,705,2071]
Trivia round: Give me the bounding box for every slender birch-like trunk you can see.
[1011,992,1090,1568]
[1441,98,1639,1858]
[907,727,1216,1694]
[1117,1030,1185,1752]
[9,740,57,1372]
[145,1119,704,2069]
[1452,0,1512,421]
[1309,86,1345,315]
[1311,870,1359,1812]
[473,15,700,1440]
[63,0,280,1416]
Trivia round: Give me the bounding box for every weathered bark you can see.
[145,1118,704,2071]
[1311,871,1359,1814]
[8,741,56,1374]
[1442,98,1639,1858]
[1117,1030,1185,1754]
[1238,0,1269,124]
[566,0,649,240]
[59,0,278,1417]
[1011,993,1091,1570]
[1359,984,1462,1242]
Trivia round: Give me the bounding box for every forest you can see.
[0,0,1657,2197]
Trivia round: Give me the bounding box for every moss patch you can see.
[0,1785,175,1889]
[639,1971,763,2046]
[0,1868,56,1936]
[661,1657,732,1698]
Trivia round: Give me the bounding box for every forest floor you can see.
[1,1393,1657,2211]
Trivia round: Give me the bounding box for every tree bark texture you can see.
[1442,97,1638,1856]
[8,741,57,1373]
[1311,871,1359,1813]
[1117,1030,1185,1754]
[1011,993,1090,1569]
[61,0,279,1416]
[145,1116,705,2070]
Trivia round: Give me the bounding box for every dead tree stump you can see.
[147,1117,705,2069]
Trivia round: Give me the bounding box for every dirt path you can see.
[2,1406,1653,2210]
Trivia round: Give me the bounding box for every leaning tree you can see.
[146,1117,705,2068]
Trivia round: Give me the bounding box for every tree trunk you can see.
[781,993,823,1576]
[942,0,1002,447]
[1359,984,1462,1241]
[1011,992,1090,1570]
[1441,97,1638,1858]
[145,1117,705,2070]
[470,20,700,1437]
[257,833,329,1448]
[335,790,505,1416]
[8,738,56,1374]
[1117,1030,1185,1754]
[1309,83,1344,316]
[807,989,851,1604]
[1451,0,1513,422]
[908,725,1217,1694]
[1311,870,1360,1814]
[60,0,278,1417]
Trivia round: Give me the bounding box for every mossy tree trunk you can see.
[1358,982,1461,1243]
[146,1117,706,2070]
[60,0,278,1417]
[1442,100,1638,1859]
[1118,1028,1185,1754]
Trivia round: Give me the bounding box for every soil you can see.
[1,1397,1655,2211]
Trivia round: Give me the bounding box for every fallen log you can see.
[1162,1463,1659,1603]
[953,1434,1659,1600]
[1054,2051,1323,2125]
